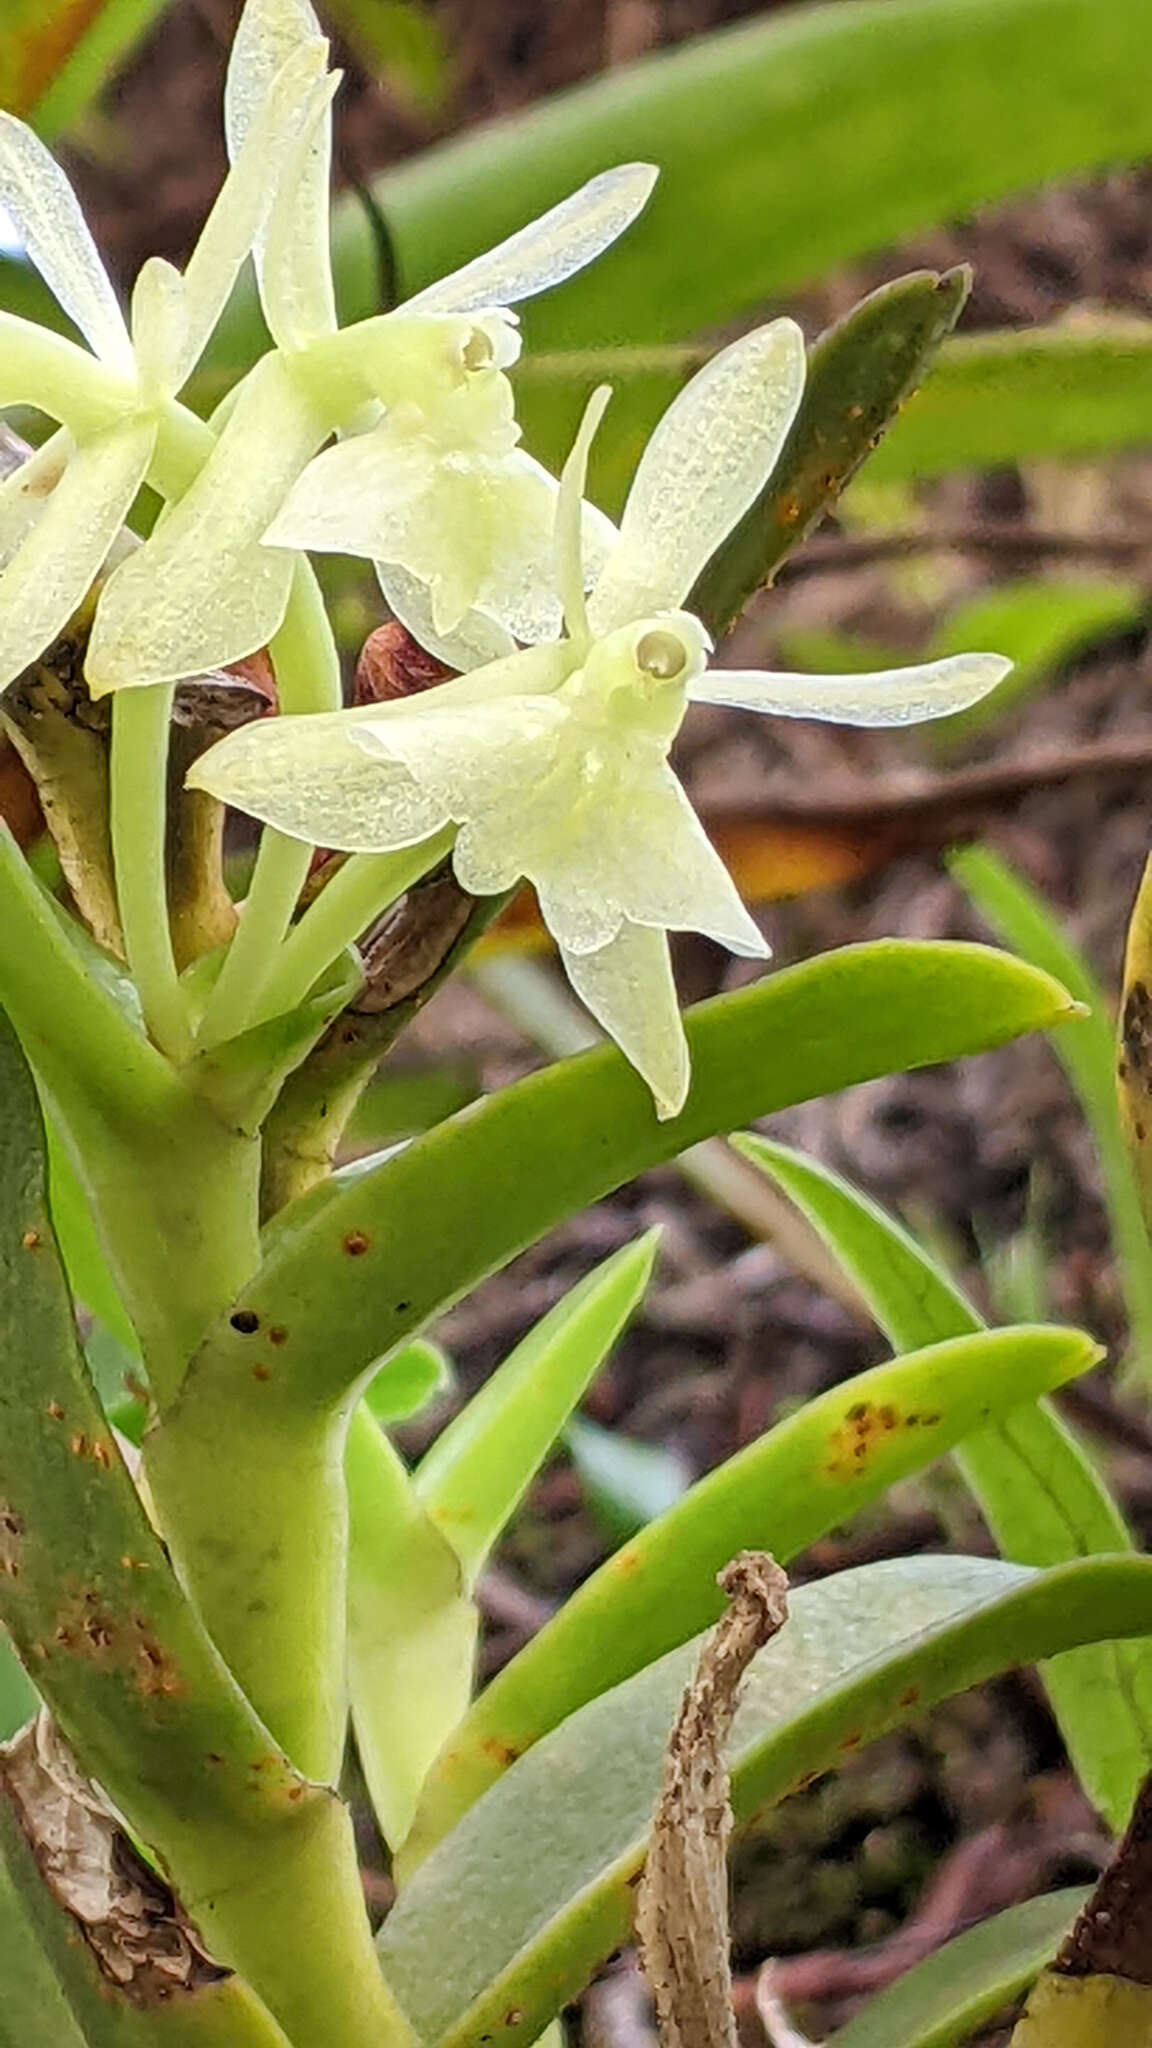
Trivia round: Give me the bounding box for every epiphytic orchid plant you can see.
[2,3,1151,2046]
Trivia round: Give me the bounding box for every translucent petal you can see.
[688,652,1014,726]
[439,724,769,958]
[130,256,189,394]
[86,356,326,693]
[188,709,448,850]
[561,922,689,1120]
[179,46,334,378]
[0,115,132,374]
[226,0,325,150]
[379,562,518,671]
[0,428,72,572]
[405,163,658,317]
[258,68,338,349]
[589,319,806,629]
[225,0,336,349]
[188,643,571,844]
[0,416,153,690]
[269,428,610,647]
[353,697,572,855]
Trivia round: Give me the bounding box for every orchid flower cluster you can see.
[0,0,1009,1117]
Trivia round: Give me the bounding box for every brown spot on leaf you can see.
[268,1326,288,1347]
[229,1309,259,1335]
[251,1365,271,1382]
[1123,982,1152,1091]
[45,1402,64,1422]
[481,1737,521,1769]
[20,1228,41,1250]
[344,1230,371,1256]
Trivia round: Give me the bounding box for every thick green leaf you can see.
[953,846,1152,1380]
[348,1235,658,1851]
[379,1554,1152,2048]
[5,0,169,135]
[690,271,970,637]
[414,1232,659,1587]
[830,1889,1088,2048]
[738,1133,1152,1831]
[200,941,1077,1412]
[404,1323,1097,1867]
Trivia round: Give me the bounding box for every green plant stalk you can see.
[0,1014,413,2047]
[148,940,1076,1796]
[251,833,454,1029]
[110,684,191,1065]
[0,827,260,1401]
[195,564,343,1052]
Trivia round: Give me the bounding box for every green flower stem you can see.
[110,684,192,1065]
[195,563,342,1052]
[0,828,259,1402]
[252,833,455,1029]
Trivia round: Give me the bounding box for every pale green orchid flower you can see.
[83,0,653,694]
[190,320,1011,1117]
[0,23,333,694]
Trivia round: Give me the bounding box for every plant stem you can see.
[110,684,192,1064]
[253,834,454,1028]
[0,827,260,1401]
[195,563,342,1051]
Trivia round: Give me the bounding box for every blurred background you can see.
[7,0,1152,2037]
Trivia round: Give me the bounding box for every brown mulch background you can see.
[56,0,1152,2038]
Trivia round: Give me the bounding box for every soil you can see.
[51,2,1152,2039]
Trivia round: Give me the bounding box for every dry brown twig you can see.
[636,1551,790,2048]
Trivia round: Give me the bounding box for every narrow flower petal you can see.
[87,356,326,693]
[177,45,334,379]
[0,115,133,375]
[589,319,806,631]
[188,708,448,850]
[561,922,689,1121]
[0,417,154,690]
[689,652,1013,726]
[225,0,336,350]
[404,163,658,318]
[378,562,517,671]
